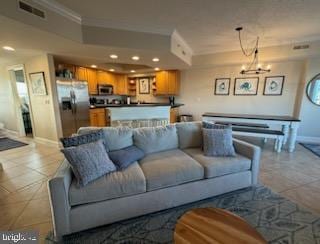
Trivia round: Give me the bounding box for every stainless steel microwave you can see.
[98,84,113,95]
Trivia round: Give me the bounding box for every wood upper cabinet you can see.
[97,71,116,87]
[89,108,107,127]
[115,74,128,95]
[86,68,97,95]
[155,70,180,96]
[75,66,87,81]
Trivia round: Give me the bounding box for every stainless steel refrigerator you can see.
[56,80,90,137]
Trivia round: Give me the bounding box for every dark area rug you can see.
[46,185,320,243]
[0,137,28,151]
[300,143,320,158]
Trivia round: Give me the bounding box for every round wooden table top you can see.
[174,208,267,244]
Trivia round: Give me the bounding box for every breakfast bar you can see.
[202,113,301,152]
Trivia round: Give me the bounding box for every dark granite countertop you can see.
[90,103,184,109]
[202,112,300,122]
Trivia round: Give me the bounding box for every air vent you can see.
[293,44,310,50]
[18,1,46,19]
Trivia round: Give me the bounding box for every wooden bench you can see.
[231,127,284,153]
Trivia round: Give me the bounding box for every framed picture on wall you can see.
[139,77,150,94]
[263,76,285,95]
[29,72,47,95]
[214,78,230,95]
[234,77,259,95]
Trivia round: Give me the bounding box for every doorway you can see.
[8,65,34,138]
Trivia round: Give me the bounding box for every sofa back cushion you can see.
[176,122,203,149]
[133,125,178,154]
[78,126,133,151]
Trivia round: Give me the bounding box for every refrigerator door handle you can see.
[70,90,76,114]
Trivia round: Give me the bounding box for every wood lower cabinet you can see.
[89,108,109,127]
[170,107,179,123]
[155,70,180,96]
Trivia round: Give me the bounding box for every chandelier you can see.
[235,27,271,75]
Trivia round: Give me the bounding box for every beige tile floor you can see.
[0,135,320,243]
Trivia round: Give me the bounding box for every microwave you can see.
[98,84,113,95]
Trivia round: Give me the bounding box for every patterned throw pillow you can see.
[60,129,108,151]
[203,128,236,157]
[61,140,116,187]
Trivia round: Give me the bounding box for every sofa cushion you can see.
[69,162,146,206]
[183,148,251,179]
[78,126,133,151]
[139,149,204,191]
[176,122,202,149]
[133,125,178,154]
[61,140,116,187]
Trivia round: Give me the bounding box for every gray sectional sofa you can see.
[48,122,261,240]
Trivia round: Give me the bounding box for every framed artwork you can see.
[29,72,47,95]
[139,77,150,94]
[234,77,259,95]
[263,76,285,95]
[214,78,230,95]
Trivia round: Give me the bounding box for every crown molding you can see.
[33,0,82,24]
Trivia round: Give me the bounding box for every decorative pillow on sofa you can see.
[108,145,145,170]
[61,140,116,187]
[203,128,236,157]
[60,129,108,151]
[202,121,229,129]
[133,125,178,154]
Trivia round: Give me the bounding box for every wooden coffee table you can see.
[174,208,266,244]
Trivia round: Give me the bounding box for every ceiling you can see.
[55,0,320,54]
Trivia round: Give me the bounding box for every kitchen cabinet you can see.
[97,70,116,87]
[86,68,97,95]
[170,107,179,123]
[155,70,180,96]
[115,74,128,95]
[75,66,87,81]
[89,108,108,127]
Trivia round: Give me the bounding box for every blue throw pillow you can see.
[203,128,236,157]
[61,140,116,187]
[60,129,108,151]
[108,146,145,170]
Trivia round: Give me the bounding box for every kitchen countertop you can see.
[90,103,184,109]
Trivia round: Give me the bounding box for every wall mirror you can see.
[306,73,320,106]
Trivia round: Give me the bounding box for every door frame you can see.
[7,64,35,137]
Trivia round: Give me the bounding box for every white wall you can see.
[0,66,18,132]
[297,58,320,139]
[177,60,303,121]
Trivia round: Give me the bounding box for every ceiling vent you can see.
[293,44,310,50]
[18,0,46,19]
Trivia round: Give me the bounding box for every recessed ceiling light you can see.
[154,67,160,71]
[109,69,115,72]
[3,46,15,51]
[110,54,118,59]
[91,64,97,68]
[152,58,159,62]
[132,56,140,61]
[130,70,136,73]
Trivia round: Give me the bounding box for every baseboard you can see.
[297,136,320,144]
[34,136,60,148]
[3,129,19,136]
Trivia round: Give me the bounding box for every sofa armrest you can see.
[233,138,261,185]
[48,159,73,240]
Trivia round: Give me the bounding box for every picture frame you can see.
[29,72,47,95]
[139,77,150,94]
[214,78,230,95]
[234,77,259,95]
[263,76,285,96]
